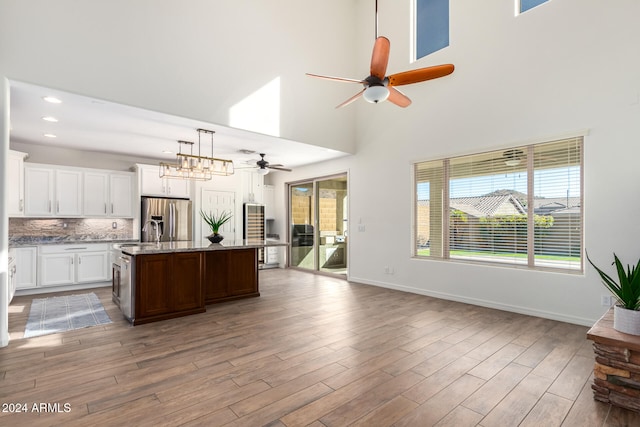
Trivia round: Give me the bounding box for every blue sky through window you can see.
[417,166,580,200]
[416,0,449,59]
[520,0,548,13]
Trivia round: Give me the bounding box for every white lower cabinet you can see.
[39,244,109,287]
[15,246,38,289]
[40,253,74,286]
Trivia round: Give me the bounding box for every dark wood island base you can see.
[119,240,285,325]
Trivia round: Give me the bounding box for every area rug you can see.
[24,292,112,338]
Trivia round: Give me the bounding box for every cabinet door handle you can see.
[104,203,107,214]
[19,199,23,211]
[111,203,114,214]
[78,256,82,265]
[57,201,60,213]
[48,200,51,212]
[71,256,74,265]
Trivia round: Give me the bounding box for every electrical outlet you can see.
[601,295,613,306]
[112,222,118,229]
[358,224,366,232]
[62,222,68,228]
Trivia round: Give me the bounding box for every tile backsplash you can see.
[9,218,135,243]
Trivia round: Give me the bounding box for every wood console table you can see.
[587,308,640,412]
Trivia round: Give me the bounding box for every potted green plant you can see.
[587,252,640,335]
[200,210,233,243]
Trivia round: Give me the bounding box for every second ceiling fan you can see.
[306,0,455,108]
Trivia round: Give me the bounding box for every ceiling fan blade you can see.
[336,89,365,109]
[387,87,412,108]
[387,64,454,86]
[306,73,364,84]
[267,166,292,172]
[370,36,390,80]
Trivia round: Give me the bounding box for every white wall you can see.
[1,78,9,346]
[269,0,640,326]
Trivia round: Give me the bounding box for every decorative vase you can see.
[613,305,640,335]
[207,233,224,244]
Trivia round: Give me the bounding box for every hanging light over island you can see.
[160,128,234,181]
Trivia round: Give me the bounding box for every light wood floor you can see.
[1,269,639,426]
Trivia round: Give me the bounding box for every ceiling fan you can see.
[306,0,454,108]
[254,153,292,175]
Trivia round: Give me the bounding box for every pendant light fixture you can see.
[159,128,234,181]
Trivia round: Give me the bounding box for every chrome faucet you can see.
[143,220,163,243]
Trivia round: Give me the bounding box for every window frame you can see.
[413,136,584,274]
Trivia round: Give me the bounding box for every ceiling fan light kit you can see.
[159,128,235,181]
[363,85,390,103]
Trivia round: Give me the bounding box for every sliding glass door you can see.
[290,182,315,269]
[289,174,348,275]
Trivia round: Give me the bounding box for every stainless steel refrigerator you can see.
[141,197,192,242]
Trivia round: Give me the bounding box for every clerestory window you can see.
[519,0,549,14]
[415,0,450,60]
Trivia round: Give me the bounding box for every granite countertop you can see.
[9,237,139,248]
[118,239,289,256]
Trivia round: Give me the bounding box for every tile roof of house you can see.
[451,194,526,217]
[418,194,580,217]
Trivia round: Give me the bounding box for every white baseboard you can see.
[348,276,596,327]
[15,281,111,297]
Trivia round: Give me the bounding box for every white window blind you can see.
[414,137,583,272]
[533,138,582,270]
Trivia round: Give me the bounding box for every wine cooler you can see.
[243,203,265,264]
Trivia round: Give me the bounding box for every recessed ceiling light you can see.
[162,150,173,154]
[43,96,62,104]
[43,133,57,138]
[42,116,59,122]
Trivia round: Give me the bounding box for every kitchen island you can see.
[114,240,287,325]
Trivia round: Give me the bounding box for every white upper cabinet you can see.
[55,169,83,216]
[138,164,190,199]
[264,184,275,219]
[139,165,165,196]
[25,163,134,218]
[84,171,134,217]
[7,150,28,216]
[83,171,109,216]
[24,166,82,217]
[109,173,134,217]
[242,171,263,204]
[24,166,55,216]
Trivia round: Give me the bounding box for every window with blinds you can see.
[414,137,583,272]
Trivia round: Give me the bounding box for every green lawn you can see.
[416,248,579,262]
